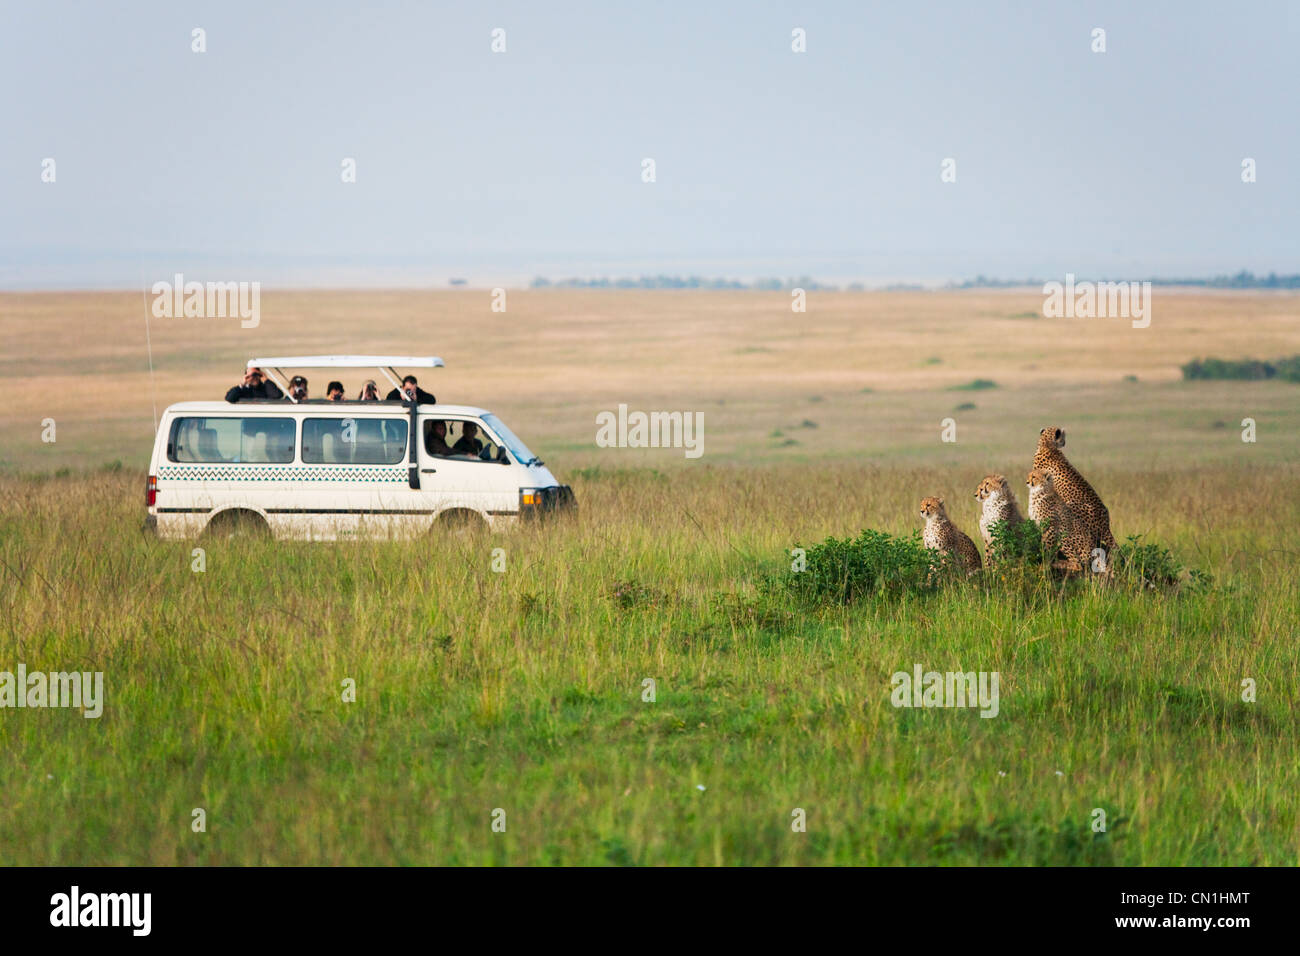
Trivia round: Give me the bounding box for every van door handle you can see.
[421,468,437,474]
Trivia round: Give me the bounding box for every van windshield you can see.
[482,414,540,465]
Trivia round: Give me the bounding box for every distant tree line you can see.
[525,270,1300,291]
[948,271,1300,290]
[530,275,838,290]
[1161,271,1300,289]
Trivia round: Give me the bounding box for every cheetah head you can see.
[919,495,947,521]
[975,474,1010,502]
[1025,468,1056,493]
[1038,426,1066,450]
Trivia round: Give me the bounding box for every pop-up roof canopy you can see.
[246,355,445,403]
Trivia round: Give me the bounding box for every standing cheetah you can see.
[919,496,982,574]
[974,474,1026,565]
[1025,469,1092,573]
[1032,427,1116,557]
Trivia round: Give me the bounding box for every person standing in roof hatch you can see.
[385,374,436,404]
[225,367,283,403]
[286,376,309,401]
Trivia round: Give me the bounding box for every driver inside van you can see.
[452,421,484,458]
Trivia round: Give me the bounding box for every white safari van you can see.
[144,356,574,539]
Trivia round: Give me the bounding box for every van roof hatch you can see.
[246,355,445,403]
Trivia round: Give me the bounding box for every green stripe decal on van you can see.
[157,465,406,482]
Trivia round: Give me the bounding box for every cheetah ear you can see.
[938,496,945,505]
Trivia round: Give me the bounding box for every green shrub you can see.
[1112,535,1213,591]
[784,526,1209,606]
[1112,535,1181,587]
[949,378,998,391]
[988,518,1050,565]
[981,519,1058,602]
[786,529,937,605]
[1274,355,1300,382]
[571,466,667,483]
[1180,355,1300,382]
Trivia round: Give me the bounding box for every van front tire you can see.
[435,509,487,539]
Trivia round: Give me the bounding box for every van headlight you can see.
[519,486,576,518]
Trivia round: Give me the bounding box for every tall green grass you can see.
[0,464,1296,865]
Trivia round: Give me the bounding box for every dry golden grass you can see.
[3,288,1298,472]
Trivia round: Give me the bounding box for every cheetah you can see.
[919,495,982,575]
[1032,426,1116,559]
[974,474,1027,565]
[1025,469,1092,573]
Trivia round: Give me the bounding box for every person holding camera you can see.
[225,367,284,403]
[384,374,436,404]
[287,375,309,401]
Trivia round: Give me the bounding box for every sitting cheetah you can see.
[974,474,1026,565]
[1032,426,1116,559]
[1025,469,1092,573]
[919,496,982,574]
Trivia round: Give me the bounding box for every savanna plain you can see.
[1,288,1297,864]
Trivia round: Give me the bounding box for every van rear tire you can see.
[204,509,270,539]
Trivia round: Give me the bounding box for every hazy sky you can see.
[2,0,1296,288]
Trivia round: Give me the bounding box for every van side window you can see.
[302,418,407,464]
[169,417,295,463]
[241,419,296,462]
